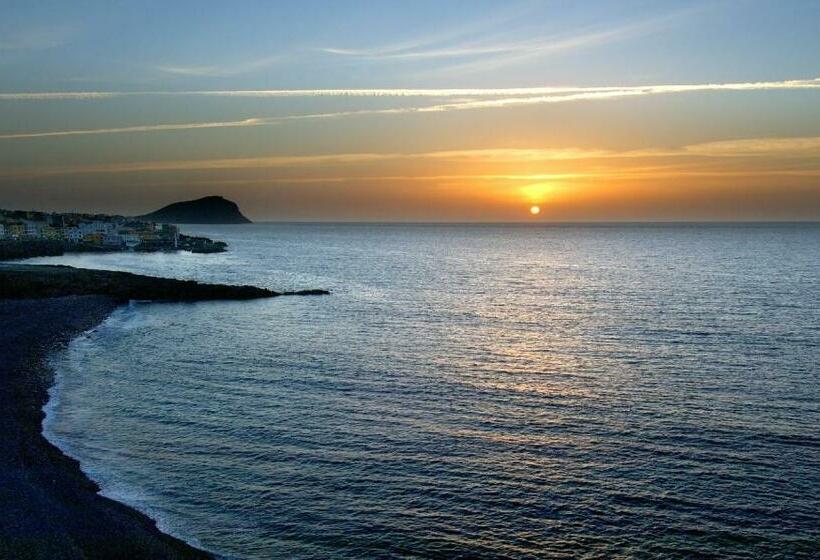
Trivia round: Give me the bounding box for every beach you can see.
[0,263,327,559]
[0,295,211,559]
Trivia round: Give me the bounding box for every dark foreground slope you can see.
[137,196,251,224]
[0,266,327,559]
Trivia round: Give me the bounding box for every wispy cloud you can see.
[321,7,692,76]
[0,23,78,52]
[317,2,539,62]
[0,91,122,100]
[1,78,817,140]
[2,78,818,102]
[411,79,820,112]
[3,137,818,178]
[0,152,395,177]
[155,54,286,78]
[0,118,263,140]
[681,136,820,156]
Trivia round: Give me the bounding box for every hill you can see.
[137,196,251,224]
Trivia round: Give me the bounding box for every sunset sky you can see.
[1,0,818,221]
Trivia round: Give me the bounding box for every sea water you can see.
[38,223,820,558]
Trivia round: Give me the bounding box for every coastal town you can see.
[0,208,226,260]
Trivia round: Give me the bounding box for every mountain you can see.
[137,196,252,224]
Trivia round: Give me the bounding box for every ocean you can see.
[36,223,820,559]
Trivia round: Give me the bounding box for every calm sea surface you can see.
[36,224,820,559]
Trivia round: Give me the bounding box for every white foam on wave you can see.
[41,303,214,555]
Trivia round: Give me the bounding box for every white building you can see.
[102,233,124,247]
[78,221,115,236]
[120,231,141,248]
[65,227,84,243]
[23,220,42,237]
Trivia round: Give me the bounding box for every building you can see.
[119,230,142,249]
[82,232,104,245]
[102,233,124,248]
[41,225,65,240]
[0,208,188,253]
[78,220,116,236]
[23,220,42,237]
[6,222,26,239]
[65,227,83,243]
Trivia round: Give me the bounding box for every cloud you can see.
[0,23,78,52]
[0,86,597,101]
[320,44,513,61]
[1,79,818,140]
[414,21,666,77]
[412,79,820,112]
[155,65,225,77]
[0,92,122,100]
[682,136,820,156]
[1,152,397,177]
[0,118,263,140]
[320,6,692,77]
[3,137,818,178]
[2,77,817,102]
[155,54,286,78]
[317,2,539,62]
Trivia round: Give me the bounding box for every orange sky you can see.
[1,2,819,220]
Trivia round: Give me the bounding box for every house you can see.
[119,229,142,249]
[82,232,104,245]
[23,220,42,237]
[65,227,84,243]
[102,233,124,248]
[159,223,180,247]
[41,225,65,240]
[78,220,115,236]
[6,222,26,239]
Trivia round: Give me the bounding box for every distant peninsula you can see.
[137,196,252,225]
[0,206,228,260]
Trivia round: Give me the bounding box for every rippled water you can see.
[39,224,820,559]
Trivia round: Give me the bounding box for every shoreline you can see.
[41,304,214,556]
[0,296,212,559]
[0,264,328,559]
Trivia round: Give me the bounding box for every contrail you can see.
[1,79,818,139]
[0,118,264,139]
[1,78,817,101]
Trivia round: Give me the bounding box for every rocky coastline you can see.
[0,264,328,559]
[0,234,226,261]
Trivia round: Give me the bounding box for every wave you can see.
[41,303,213,555]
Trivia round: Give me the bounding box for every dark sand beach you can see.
[0,296,212,559]
[0,264,326,559]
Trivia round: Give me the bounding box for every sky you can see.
[1,0,819,221]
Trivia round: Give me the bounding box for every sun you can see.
[529,205,541,216]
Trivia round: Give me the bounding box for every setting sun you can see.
[530,205,541,216]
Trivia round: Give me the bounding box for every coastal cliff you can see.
[0,265,327,559]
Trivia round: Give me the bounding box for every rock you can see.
[0,264,329,302]
[136,196,252,224]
